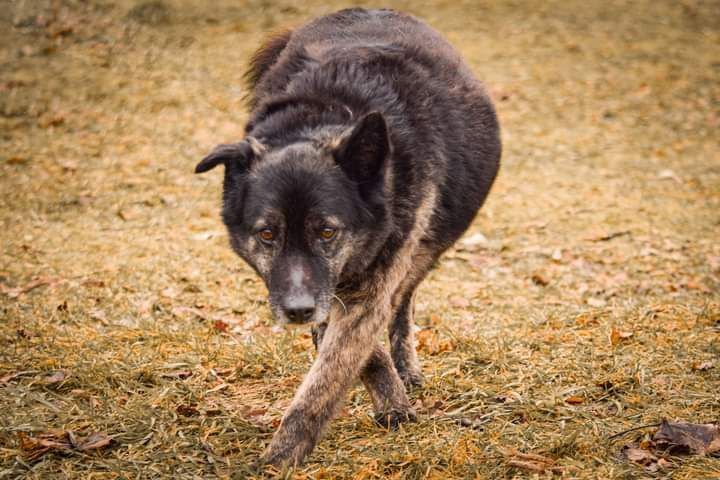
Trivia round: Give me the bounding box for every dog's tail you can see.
[243,29,293,108]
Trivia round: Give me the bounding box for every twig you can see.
[608,423,661,441]
[591,230,631,242]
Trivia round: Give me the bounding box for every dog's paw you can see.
[373,409,417,429]
[398,368,424,390]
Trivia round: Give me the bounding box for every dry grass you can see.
[1,0,718,478]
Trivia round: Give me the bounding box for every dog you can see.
[195,8,501,467]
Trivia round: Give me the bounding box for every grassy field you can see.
[1,0,718,478]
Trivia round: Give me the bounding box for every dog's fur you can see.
[195,8,500,467]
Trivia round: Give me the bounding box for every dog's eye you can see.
[258,228,275,243]
[319,227,337,241]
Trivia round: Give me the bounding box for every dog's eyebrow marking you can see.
[324,216,341,227]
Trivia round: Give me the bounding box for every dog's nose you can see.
[284,306,315,323]
[282,295,315,323]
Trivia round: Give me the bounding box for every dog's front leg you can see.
[313,323,415,429]
[261,312,378,467]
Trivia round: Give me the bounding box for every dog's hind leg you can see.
[361,343,416,428]
[389,290,424,388]
[389,243,441,388]
[312,323,415,429]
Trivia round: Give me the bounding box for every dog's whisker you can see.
[331,294,348,314]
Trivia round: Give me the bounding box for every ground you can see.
[0,0,718,478]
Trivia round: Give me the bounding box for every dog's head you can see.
[195,112,392,324]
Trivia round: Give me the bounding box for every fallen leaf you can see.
[191,230,224,241]
[500,447,563,474]
[657,169,680,182]
[58,159,78,172]
[531,272,549,286]
[205,383,229,394]
[6,155,29,165]
[82,279,106,288]
[89,308,108,324]
[176,404,200,417]
[587,297,607,308]
[610,327,633,346]
[564,395,584,405]
[623,446,657,466]
[449,295,470,308]
[0,370,37,384]
[38,113,65,128]
[459,232,488,249]
[161,370,192,380]
[416,329,455,355]
[18,430,113,461]
[213,320,229,332]
[44,371,68,385]
[692,361,714,371]
[160,287,179,298]
[653,420,720,456]
[171,306,207,320]
[77,432,113,451]
[0,276,63,298]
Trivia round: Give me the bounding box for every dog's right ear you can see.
[195,138,264,174]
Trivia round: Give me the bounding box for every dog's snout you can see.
[283,295,316,323]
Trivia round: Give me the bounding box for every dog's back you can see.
[245,8,500,259]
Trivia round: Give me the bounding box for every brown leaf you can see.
[171,306,207,320]
[692,361,714,371]
[44,371,68,385]
[0,370,37,384]
[623,446,657,466]
[213,320,229,332]
[161,370,193,380]
[6,155,29,165]
[501,447,562,473]
[458,232,488,250]
[1,276,62,298]
[416,329,455,355]
[587,296,607,308]
[564,395,584,405]
[531,272,549,286]
[77,432,113,451]
[449,295,470,308]
[38,113,65,128]
[653,420,720,456]
[176,404,200,417]
[18,431,71,461]
[610,327,633,346]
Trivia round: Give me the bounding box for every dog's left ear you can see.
[332,111,390,185]
[195,138,264,174]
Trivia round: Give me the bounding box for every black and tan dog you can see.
[195,8,501,467]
